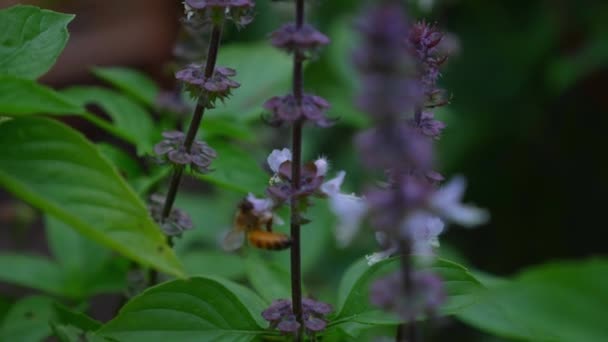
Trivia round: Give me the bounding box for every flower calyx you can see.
[176,64,240,108]
[154,130,217,174]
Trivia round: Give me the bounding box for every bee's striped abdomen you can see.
[248,230,291,250]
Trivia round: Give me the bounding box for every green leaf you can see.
[0,117,183,277]
[93,67,159,106]
[62,87,158,155]
[0,5,74,79]
[0,253,66,295]
[213,43,291,121]
[97,143,143,180]
[0,296,56,342]
[457,259,608,342]
[194,142,268,193]
[245,253,291,303]
[97,276,268,342]
[52,303,102,332]
[0,75,83,115]
[330,257,482,335]
[46,216,129,298]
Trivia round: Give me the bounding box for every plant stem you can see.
[290,0,305,340]
[397,240,419,342]
[160,22,223,222]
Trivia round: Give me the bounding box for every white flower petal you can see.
[430,176,489,227]
[246,193,274,214]
[328,192,368,247]
[267,148,292,173]
[365,249,394,266]
[314,157,329,177]
[440,204,489,227]
[320,170,345,196]
[401,212,444,262]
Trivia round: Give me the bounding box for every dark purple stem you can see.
[290,0,305,339]
[397,239,420,342]
[160,23,223,221]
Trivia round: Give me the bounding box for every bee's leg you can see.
[265,217,273,232]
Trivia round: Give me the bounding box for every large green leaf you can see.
[0,5,73,79]
[0,253,66,295]
[62,86,158,154]
[212,43,291,121]
[93,67,159,106]
[0,77,143,146]
[329,257,482,335]
[0,75,83,115]
[46,216,129,298]
[458,259,608,342]
[0,296,56,342]
[98,276,270,342]
[0,117,183,276]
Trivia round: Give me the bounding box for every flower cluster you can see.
[176,65,240,108]
[262,298,332,335]
[408,21,449,107]
[184,0,255,27]
[270,23,330,57]
[149,194,194,237]
[154,131,217,173]
[333,1,489,322]
[263,94,333,127]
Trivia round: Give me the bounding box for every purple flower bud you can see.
[148,194,194,237]
[263,94,333,127]
[410,111,446,139]
[262,298,332,335]
[168,148,193,165]
[176,64,240,108]
[270,23,330,56]
[184,0,255,27]
[153,131,217,173]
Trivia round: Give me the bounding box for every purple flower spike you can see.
[184,0,255,27]
[154,130,217,173]
[271,23,330,56]
[264,94,334,127]
[262,298,332,335]
[176,64,240,108]
[149,194,194,237]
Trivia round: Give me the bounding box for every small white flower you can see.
[402,212,445,260]
[246,193,274,214]
[314,157,329,177]
[320,170,345,196]
[321,171,368,247]
[365,248,396,266]
[430,176,489,227]
[183,2,195,20]
[329,192,368,247]
[267,148,292,173]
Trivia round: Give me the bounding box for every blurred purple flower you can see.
[270,23,330,56]
[370,270,445,320]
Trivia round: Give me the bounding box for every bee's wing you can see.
[222,229,246,251]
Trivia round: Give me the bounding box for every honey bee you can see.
[223,199,291,251]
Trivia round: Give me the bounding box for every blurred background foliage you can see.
[1,0,607,341]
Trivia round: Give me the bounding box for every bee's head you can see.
[238,199,254,212]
